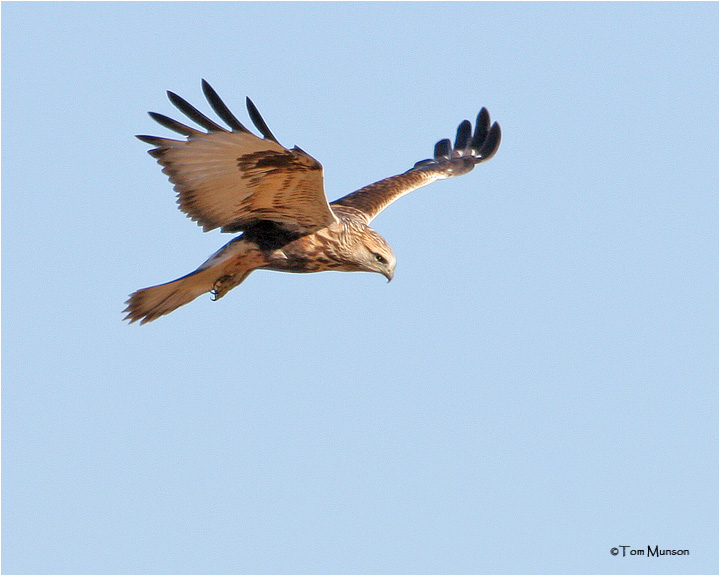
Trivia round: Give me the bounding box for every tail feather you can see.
[123,267,219,325]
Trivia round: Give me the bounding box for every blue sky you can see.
[2,2,717,574]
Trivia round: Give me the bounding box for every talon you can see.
[210,277,223,301]
[211,275,232,301]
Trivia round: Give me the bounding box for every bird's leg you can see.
[210,269,255,301]
[211,276,233,300]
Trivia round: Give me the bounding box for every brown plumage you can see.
[124,80,501,324]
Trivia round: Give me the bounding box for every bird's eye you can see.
[374,253,386,264]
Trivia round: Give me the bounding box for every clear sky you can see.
[2,2,717,574]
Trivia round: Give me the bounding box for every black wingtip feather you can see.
[412,108,500,172]
[477,122,501,160]
[148,112,201,136]
[136,134,164,145]
[201,80,250,132]
[434,138,452,159]
[454,120,472,150]
[246,97,279,143]
[167,90,226,132]
[470,108,490,151]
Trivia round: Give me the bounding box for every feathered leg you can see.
[123,238,264,324]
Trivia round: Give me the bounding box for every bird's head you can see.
[360,228,396,282]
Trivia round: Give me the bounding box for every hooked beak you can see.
[383,268,395,283]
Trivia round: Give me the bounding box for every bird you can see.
[123,80,501,324]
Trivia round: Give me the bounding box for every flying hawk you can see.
[124,80,501,324]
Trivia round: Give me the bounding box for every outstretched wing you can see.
[137,80,338,234]
[332,108,501,223]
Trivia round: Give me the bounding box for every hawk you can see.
[124,80,501,324]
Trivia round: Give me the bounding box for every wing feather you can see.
[139,82,337,234]
[147,112,203,137]
[201,79,251,132]
[434,138,452,160]
[332,108,501,222]
[471,108,490,150]
[245,97,280,143]
[454,120,472,150]
[167,90,227,133]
